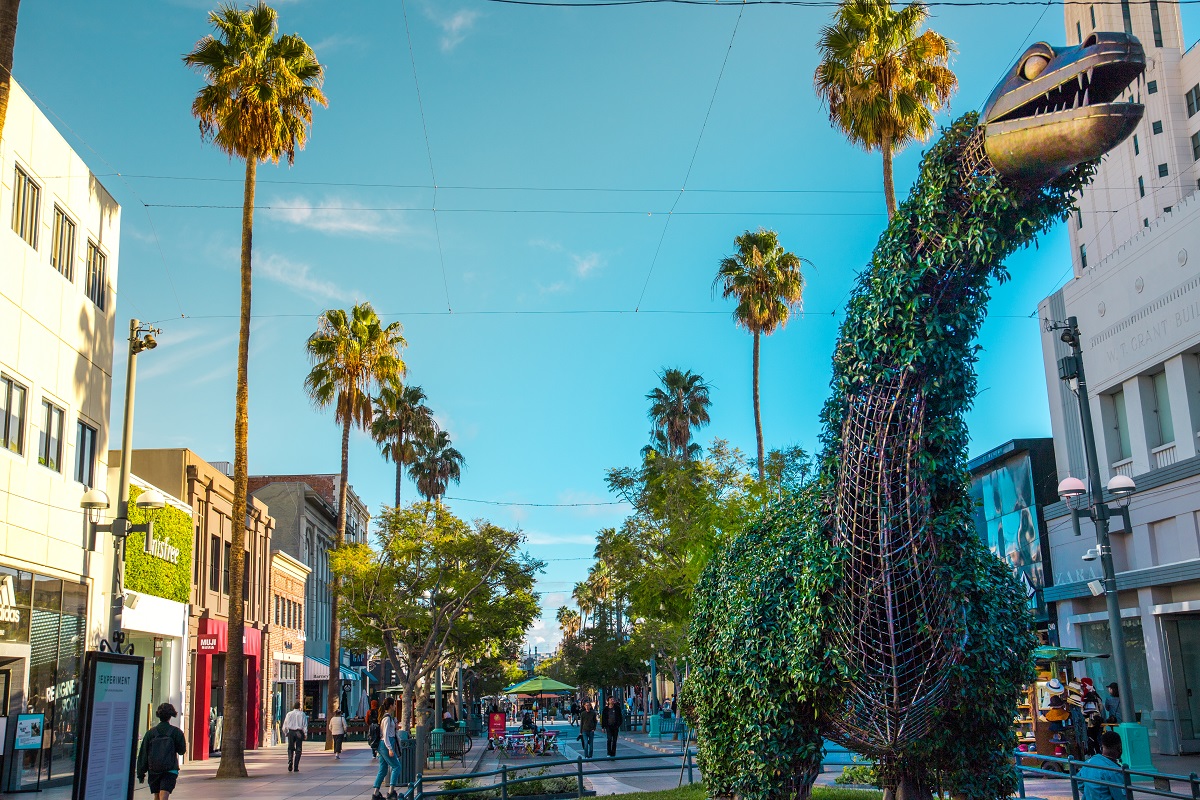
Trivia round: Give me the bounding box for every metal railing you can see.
[1016,751,1200,799]
[392,749,698,800]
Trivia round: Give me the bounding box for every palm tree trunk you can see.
[216,155,256,779]
[882,135,896,220]
[752,330,765,481]
[327,413,351,748]
[0,0,21,142]
[394,432,404,509]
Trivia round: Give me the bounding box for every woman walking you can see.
[372,698,404,800]
[329,708,348,760]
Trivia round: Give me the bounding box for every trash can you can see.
[649,715,661,736]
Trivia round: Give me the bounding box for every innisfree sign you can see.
[143,530,180,564]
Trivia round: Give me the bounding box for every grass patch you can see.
[594,784,882,800]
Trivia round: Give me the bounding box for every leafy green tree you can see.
[0,0,20,141]
[645,369,711,461]
[372,382,438,508]
[714,230,809,480]
[814,0,957,218]
[333,503,542,730]
[184,3,325,776]
[409,430,465,503]
[305,302,404,743]
[556,606,581,640]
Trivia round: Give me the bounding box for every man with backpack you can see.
[136,703,187,800]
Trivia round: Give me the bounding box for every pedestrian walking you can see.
[372,697,404,800]
[136,703,187,800]
[368,699,382,759]
[579,701,597,759]
[601,697,623,758]
[329,708,348,759]
[282,701,308,772]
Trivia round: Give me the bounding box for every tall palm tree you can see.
[813,0,956,219]
[0,0,20,141]
[184,2,325,777]
[408,430,464,503]
[371,382,438,509]
[556,606,581,641]
[572,581,594,633]
[305,302,405,747]
[645,368,711,461]
[714,229,809,481]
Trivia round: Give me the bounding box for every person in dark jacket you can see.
[137,703,187,800]
[601,697,623,758]
[579,701,597,758]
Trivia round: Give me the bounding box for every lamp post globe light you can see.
[79,319,162,655]
[1051,315,1154,772]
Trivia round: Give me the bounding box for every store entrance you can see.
[1163,615,1200,753]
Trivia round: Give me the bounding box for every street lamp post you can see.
[1052,315,1154,772]
[79,318,162,655]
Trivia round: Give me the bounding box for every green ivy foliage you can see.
[689,113,1091,800]
[125,485,194,604]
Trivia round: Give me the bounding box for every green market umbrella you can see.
[503,676,576,722]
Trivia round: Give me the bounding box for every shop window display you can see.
[1079,618,1155,738]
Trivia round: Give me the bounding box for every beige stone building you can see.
[268,550,309,745]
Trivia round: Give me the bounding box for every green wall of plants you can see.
[125,485,193,603]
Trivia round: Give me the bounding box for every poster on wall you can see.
[71,651,144,800]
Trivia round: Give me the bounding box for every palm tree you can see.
[556,606,581,641]
[184,2,325,777]
[645,368,711,461]
[305,302,405,747]
[408,430,464,503]
[714,229,809,481]
[813,0,956,219]
[572,582,594,633]
[0,0,20,141]
[371,382,438,509]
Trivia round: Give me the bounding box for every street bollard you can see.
[577,756,585,799]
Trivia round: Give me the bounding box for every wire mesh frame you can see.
[828,369,964,757]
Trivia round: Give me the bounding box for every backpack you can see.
[146,727,178,773]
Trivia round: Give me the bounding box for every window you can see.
[1111,389,1132,461]
[243,552,250,601]
[84,242,107,310]
[1139,176,1146,197]
[1,375,27,455]
[1090,5,1096,27]
[1188,85,1200,118]
[1144,218,1150,228]
[50,207,76,280]
[1076,210,1083,229]
[1149,0,1163,46]
[1158,163,1169,178]
[1152,120,1163,135]
[1148,80,1158,94]
[1077,21,1083,43]
[74,420,97,486]
[1192,131,1200,161]
[1165,206,1173,213]
[11,167,40,249]
[222,541,231,595]
[1133,134,1140,155]
[1080,244,1088,268]
[209,535,221,592]
[274,595,280,625]
[35,401,63,472]
[1120,0,1133,34]
[1150,371,1175,445]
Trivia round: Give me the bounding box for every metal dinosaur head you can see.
[982,32,1145,186]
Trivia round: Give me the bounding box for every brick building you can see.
[267,550,309,746]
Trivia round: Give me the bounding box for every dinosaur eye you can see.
[1022,54,1050,80]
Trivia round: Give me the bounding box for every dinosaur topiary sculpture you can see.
[687,33,1146,800]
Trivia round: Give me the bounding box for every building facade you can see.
[1035,4,1200,756]
[249,474,369,719]
[267,550,308,747]
[0,78,120,791]
[125,449,275,760]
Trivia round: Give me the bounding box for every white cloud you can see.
[258,253,359,303]
[433,9,480,52]
[521,531,597,546]
[572,253,602,278]
[266,196,406,238]
[311,34,364,54]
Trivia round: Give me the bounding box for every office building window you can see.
[209,535,221,592]
[1120,0,1132,33]
[1139,176,1146,197]
[38,401,64,472]
[1,375,28,455]
[1152,120,1163,135]
[74,420,97,487]
[1090,5,1096,27]
[85,242,107,310]
[1076,210,1083,229]
[1144,218,1150,228]
[1133,134,1139,155]
[1192,131,1200,161]
[1076,21,1083,43]
[1165,206,1173,213]
[1149,0,1163,46]
[1110,389,1132,462]
[50,207,76,280]
[1158,163,1169,178]
[1188,85,1200,118]
[243,553,250,601]
[1147,80,1158,94]
[1150,371,1175,446]
[11,166,40,249]
[222,541,231,595]
[1080,244,1088,268]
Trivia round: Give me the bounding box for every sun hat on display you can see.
[1045,678,1065,695]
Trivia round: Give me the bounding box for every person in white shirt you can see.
[372,698,402,800]
[281,701,308,772]
[329,709,348,759]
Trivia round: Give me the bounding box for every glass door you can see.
[1164,616,1200,752]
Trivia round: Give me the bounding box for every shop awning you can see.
[305,655,361,682]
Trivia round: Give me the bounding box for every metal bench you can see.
[427,729,468,768]
[649,716,687,741]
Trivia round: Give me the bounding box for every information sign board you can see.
[12,715,44,751]
[488,712,507,738]
[71,651,144,800]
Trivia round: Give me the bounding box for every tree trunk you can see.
[752,330,765,481]
[883,774,933,800]
[401,677,416,732]
[882,135,896,220]
[216,155,256,780]
[0,0,19,144]
[393,432,404,509]
[327,413,351,748]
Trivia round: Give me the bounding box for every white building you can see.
[1036,5,1200,756]
[0,79,121,789]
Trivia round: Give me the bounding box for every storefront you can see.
[268,550,308,746]
[192,618,265,759]
[121,590,189,744]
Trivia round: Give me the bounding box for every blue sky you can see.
[14,0,1199,652]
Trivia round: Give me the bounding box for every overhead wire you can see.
[481,0,1200,6]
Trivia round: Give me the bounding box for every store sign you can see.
[0,575,20,624]
[198,635,220,654]
[143,531,180,564]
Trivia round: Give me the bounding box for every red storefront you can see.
[192,617,266,759]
